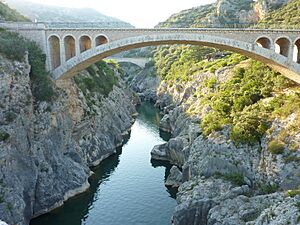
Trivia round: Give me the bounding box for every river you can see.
[30,102,177,225]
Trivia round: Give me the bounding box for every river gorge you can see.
[30,102,177,225]
[1,0,300,224]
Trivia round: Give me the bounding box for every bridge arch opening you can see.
[256,37,272,49]
[64,35,76,61]
[275,37,291,57]
[52,33,300,84]
[294,38,300,63]
[95,35,108,46]
[48,35,61,69]
[79,35,92,53]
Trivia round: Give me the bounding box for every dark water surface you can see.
[30,102,176,225]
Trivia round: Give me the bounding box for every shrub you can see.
[260,183,278,194]
[0,2,29,22]
[205,77,217,88]
[224,172,245,186]
[0,31,27,61]
[295,201,300,211]
[0,131,10,142]
[268,140,285,155]
[5,112,17,122]
[74,60,119,98]
[0,30,56,102]
[287,188,300,197]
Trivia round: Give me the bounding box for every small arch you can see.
[48,35,61,69]
[256,37,272,49]
[64,35,76,61]
[79,35,92,53]
[275,37,291,57]
[293,38,300,63]
[95,35,108,46]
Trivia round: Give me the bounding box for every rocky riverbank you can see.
[130,61,300,224]
[0,54,137,225]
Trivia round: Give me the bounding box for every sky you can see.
[25,0,216,28]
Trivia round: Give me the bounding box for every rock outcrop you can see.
[122,62,159,102]
[0,55,136,225]
[147,62,300,225]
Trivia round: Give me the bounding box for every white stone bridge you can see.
[2,22,300,83]
[107,57,150,68]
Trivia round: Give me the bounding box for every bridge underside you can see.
[52,34,300,84]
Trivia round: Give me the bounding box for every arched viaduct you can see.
[1,22,300,83]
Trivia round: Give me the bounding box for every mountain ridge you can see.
[5,0,133,27]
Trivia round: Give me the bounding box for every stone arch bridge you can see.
[107,57,150,69]
[1,22,300,83]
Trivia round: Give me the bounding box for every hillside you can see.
[0,1,29,22]
[156,4,216,28]
[259,0,300,27]
[5,0,133,27]
[141,1,300,224]
[157,0,290,28]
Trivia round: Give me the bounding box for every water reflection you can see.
[31,102,176,225]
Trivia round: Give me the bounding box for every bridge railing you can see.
[1,21,300,31]
[0,22,46,30]
[156,22,300,30]
[43,22,133,29]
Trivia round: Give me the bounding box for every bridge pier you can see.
[59,39,66,67]
[75,38,81,57]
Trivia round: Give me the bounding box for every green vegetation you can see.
[155,45,299,145]
[151,0,300,147]
[0,30,56,102]
[295,201,300,211]
[156,4,216,28]
[258,0,300,28]
[0,31,28,61]
[0,2,29,22]
[287,187,300,197]
[0,131,10,142]
[5,112,17,122]
[223,172,245,186]
[154,45,219,81]
[260,183,278,194]
[268,140,285,155]
[199,60,293,145]
[74,61,119,98]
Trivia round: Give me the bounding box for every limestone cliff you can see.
[0,55,136,225]
[158,0,290,27]
[150,59,300,224]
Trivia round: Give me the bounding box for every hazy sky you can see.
[26,0,216,27]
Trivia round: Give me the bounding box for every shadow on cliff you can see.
[29,140,129,225]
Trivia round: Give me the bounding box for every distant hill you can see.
[5,0,133,28]
[156,4,216,28]
[156,0,291,28]
[258,0,300,27]
[0,1,29,22]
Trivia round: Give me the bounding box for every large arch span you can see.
[52,33,300,83]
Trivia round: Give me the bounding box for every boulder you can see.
[165,166,183,188]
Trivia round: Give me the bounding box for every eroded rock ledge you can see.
[149,68,300,225]
[0,55,137,225]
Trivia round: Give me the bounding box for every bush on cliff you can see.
[0,130,9,142]
[0,2,29,22]
[0,30,56,102]
[74,61,118,98]
[268,139,285,154]
[200,60,294,145]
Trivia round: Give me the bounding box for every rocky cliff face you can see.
[0,55,136,225]
[149,63,300,225]
[122,62,159,102]
[158,0,291,27]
